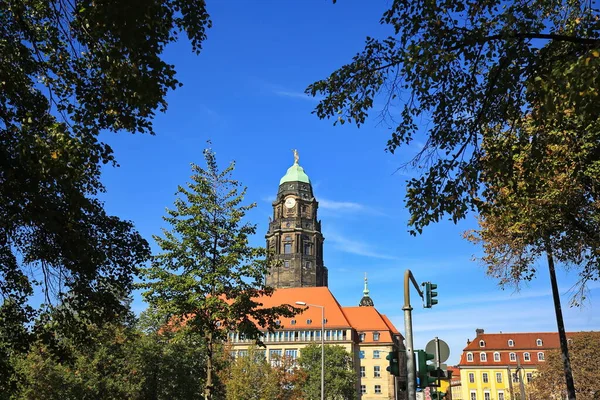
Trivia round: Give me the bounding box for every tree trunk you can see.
[205,330,213,400]
[545,239,576,400]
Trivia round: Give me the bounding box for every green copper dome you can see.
[279,163,311,185]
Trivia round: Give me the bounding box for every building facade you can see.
[228,286,404,399]
[458,329,587,400]
[229,153,405,399]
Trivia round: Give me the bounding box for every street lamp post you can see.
[296,301,324,400]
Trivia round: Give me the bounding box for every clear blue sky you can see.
[98,0,598,365]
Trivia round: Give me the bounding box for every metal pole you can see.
[321,305,325,400]
[403,303,416,400]
[404,269,424,400]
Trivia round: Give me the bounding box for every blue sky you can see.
[98,1,599,365]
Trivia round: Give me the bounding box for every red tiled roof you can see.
[255,287,351,329]
[458,331,599,366]
[342,306,402,344]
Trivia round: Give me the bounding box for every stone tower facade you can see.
[265,154,328,288]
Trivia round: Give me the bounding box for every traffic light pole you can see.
[403,269,424,400]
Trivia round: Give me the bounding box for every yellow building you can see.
[458,329,585,400]
[228,285,405,399]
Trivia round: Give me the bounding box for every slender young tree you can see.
[465,119,600,400]
[140,147,297,400]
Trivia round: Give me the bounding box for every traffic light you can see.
[423,282,438,308]
[431,391,447,400]
[386,351,400,376]
[416,350,437,388]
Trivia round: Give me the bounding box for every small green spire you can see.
[359,272,374,307]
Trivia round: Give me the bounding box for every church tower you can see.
[266,151,327,288]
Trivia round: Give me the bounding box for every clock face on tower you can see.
[284,197,296,209]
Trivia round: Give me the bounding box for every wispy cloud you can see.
[318,197,386,217]
[273,90,321,102]
[325,230,398,260]
[319,199,366,212]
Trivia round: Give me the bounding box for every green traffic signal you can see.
[423,282,439,308]
[386,351,400,376]
[416,350,437,388]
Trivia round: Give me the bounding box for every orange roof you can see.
[254,286,351,329]
[342,306,403,343]
[381,314,400,335]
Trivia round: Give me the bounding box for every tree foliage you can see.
[139,147,298,399]
[309,0,600,235]
[1,0,211,332]
[297,344,356,400]
[7,308,213,400]
[222,346,282,400]
[465,120,600,304]
[529,332,600,400]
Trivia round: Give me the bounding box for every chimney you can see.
[476,328,484,336]
[467,339,471,345]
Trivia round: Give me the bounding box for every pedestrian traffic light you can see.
[431,391,447,399]
[416,350,437,388]
[423,282,438,308]
[386,351,400,376]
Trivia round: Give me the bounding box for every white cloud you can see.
[325,230,398,260]
[318,198,366,212]
[318,197,386,217]
[273,90,320,102]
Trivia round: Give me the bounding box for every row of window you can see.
[359,366,382,378]
[468,371,534,384]
[470,391,529,400]
[282,236,313,255]
[478,338,545,348]
[227,329,348,343]
[359,349,383,359]
[359,332,380,342]
[360,385,382,394]
[466,351,544,362]
[470,392,505,400]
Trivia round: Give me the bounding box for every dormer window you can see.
[509,352,516,361]
[494,352,500,362]
[373,332,380,341]
[359,333,366,342]
[524,352,531,362]
[480,352,487,362]
[290,319,296,325]
[536,339,543,346]
[538,352,545,361]
[479,340,485,347]
[508,339,514,347]
[307,319,312,325]
[467,352,473,362]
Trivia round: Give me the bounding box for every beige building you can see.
[228,285,404,399]
[229,154,405,399]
